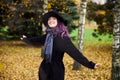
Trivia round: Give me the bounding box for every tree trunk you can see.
[42,0,48,34]
[73,0,87,70]
[41,0,48,57]
[112,0,120,80]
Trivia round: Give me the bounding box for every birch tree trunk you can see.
[112,0,120,79]
[73,0,87,70]
[41,0,48,57]
[42,0,48,34]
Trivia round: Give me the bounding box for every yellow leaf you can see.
[22,13,24,15]
[31,17,34,21]
[72,0,81,5]
[48,3,51,9]
[2,19,5,22]
[38,22,40,26]
[38,16,41,18]
[25,4,28,7]
[7,15,10,18]
[96,10,106,15]
[0,62,4,70]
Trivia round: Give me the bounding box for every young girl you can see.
[21,10,101,80]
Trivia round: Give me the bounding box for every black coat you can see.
[23,34,95,80]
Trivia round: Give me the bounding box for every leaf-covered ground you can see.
[0,41,112,80]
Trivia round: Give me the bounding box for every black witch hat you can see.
[42,10,67,26]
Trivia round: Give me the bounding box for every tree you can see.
[87,0,113,39]
[42,0,48,34]
[112,0,120,79]
[73,0,87,70]
[0,0,44,39]
[0,0,79,40]
[41,0,48,57]
[91,0,120,79]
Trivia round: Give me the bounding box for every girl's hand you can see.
[95,63,102,68]
[20,35,27,40]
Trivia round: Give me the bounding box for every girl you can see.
[21,10,101,80]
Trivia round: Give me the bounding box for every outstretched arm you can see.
[62,37,101,69]
[21,34,46,47]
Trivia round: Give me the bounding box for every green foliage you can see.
[87,1,114,37]
[0,0,44,40]
[0,26,9,33]
[0,26,15,40]
[0,0,79,40]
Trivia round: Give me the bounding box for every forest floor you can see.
[0,40,112,80]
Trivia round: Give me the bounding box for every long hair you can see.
[46,20,69,38]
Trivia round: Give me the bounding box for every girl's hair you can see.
[46,20,69,38]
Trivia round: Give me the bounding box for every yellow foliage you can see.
[102,22,107,25]
[2,19,5,22]
[7,15,10,18]
[0,40,111,80]
[38,22,40,26]
[38,16,41,19]
[21,13,24,16]
[72,0,81,5]
[22,0,31,4]
[47,3,51,9]
[13,2,17,5]
[0,62,4,70]
[62,2,67,5]
[51,0,56,2]
[25,4,28,7]
[31,17,34,21]
[96,10,106,15]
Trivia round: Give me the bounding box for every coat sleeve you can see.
[22,34,46,47]
[62,37,95,69]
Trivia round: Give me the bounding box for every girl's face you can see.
[48,16,58,28]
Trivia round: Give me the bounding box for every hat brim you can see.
[42,11,67,26]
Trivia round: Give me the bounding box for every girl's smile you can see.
[48,16,58,28]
